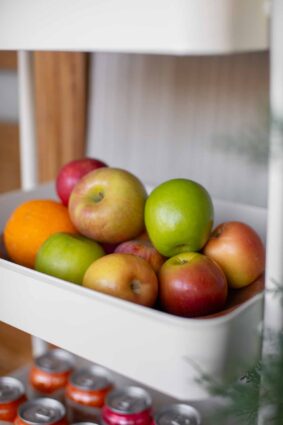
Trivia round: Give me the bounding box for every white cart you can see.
[0,1,281,424]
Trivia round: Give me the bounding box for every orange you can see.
[4,199,77,268]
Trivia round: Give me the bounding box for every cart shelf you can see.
[0,0,268,54]
[0,183,266,400]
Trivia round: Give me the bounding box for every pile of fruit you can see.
[3,158,265,318]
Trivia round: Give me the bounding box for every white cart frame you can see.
[0,0,281,423]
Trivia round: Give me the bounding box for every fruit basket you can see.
[0,182,266,400]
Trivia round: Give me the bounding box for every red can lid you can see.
[106,386,152,414]
[72,423,100,425]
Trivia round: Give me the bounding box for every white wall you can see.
[87,52,269,207]
[0,70,18,122]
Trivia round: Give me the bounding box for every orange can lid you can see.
[0,377,25,403]
[35,349,75,374]
[70,365,112,392]
[18,398,66,425]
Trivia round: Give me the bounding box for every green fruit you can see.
[145,179,214,257]
[35,232,105,285]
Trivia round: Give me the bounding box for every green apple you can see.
[35,232,105,285]
[145,179,214,257]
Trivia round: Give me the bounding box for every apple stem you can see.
[93,192,104,203]
[213,227,223,238]
[130,280,141,294]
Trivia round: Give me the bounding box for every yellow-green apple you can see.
[35,232,105,285]
[145,179,214,257]
[83,253,158,307]
[69,168,147,244]
[203,221,265,289]
[159,252,228,317]
[56,158,107,206]
[115,237,165,273]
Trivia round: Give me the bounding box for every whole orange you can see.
[4,199,77,268]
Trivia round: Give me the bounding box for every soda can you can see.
[14,398,68,425]
[0,376,26,423]
[66,365,113,423]
[71,423,100,425]
[30,349,75,399]
[153,404,201,425]
[102,386,152,425]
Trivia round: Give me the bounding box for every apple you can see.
[115,237,165,273]
[203,221,265,289]
[56,157,107,206]
[83,253,158,307]
[69,167,147,244]
[35,232,105,285]
[145,179,214,257]
[159,252,228,317]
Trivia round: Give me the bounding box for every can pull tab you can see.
[79,376,95,387]
[41,357,59,370]
[0,385,13,398]
[171,415,192,425]
[118,397,132,410]
[118,396,142,412]
[35,407,54,421]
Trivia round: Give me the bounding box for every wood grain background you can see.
[0,51,88,374]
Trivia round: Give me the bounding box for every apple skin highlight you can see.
[35,232,105,285]
[115,238,165,273]
[69,168,147,244]
[159,252,228,317]
[83,253,158,307]
[145,179,214,257]
[203,221,265,289]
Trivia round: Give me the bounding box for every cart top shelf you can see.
[0,0,269,55]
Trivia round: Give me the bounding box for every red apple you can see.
[115,238,165,273]
[83,253,158,307]
[56,157,107,206]
[159,252,228,317]
[69,167,147,244]
[203,221,265,289]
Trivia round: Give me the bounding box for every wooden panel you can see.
[0,123,21,193]
[34,52,88,182]
[0,322,32,376]
[0,51,17,70]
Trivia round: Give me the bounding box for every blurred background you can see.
[0,49,269,372]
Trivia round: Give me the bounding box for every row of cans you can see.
[0,349,201,425]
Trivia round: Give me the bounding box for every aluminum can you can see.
[102,386,152,425]
[66,365,113,423]
[14,398,68,425]
[30,349,75,398]
[71,423,100,425]
[0,377,26,423]
[153,404,201,425]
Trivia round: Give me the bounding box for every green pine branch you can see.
[198,281,283,425]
